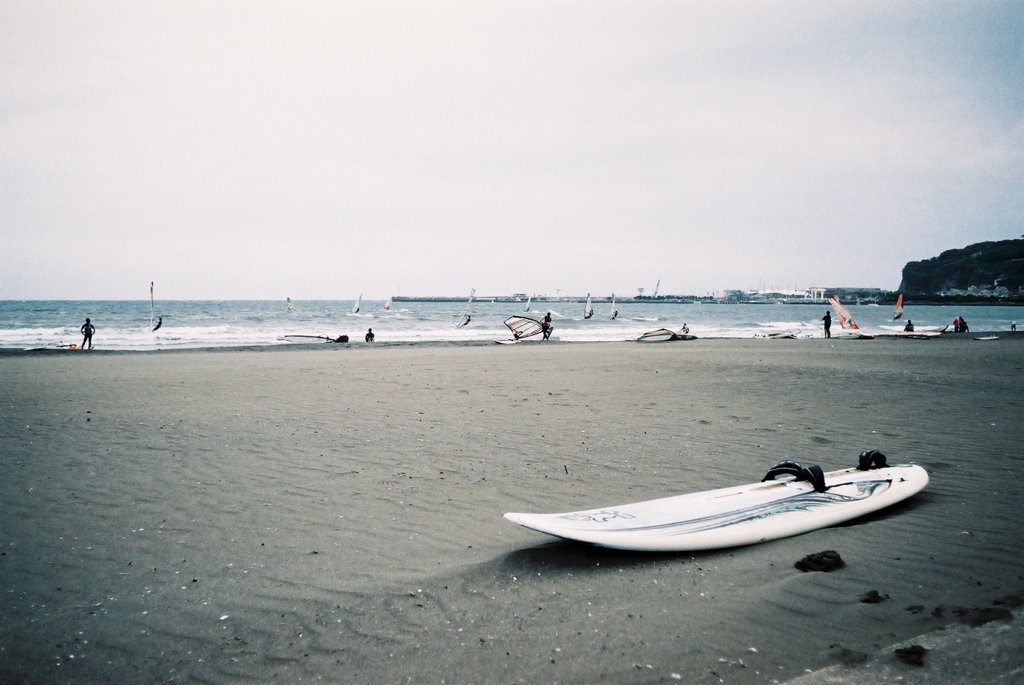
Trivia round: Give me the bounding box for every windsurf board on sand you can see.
[505,451,927,552]
[281,334,349,343]
[636,327,696,342]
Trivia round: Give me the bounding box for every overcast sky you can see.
[2,1,1021,300]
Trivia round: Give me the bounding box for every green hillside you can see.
[899,239,1024,295]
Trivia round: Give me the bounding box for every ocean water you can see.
[0,299,1018,351]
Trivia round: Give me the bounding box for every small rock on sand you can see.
[795,550,844,572]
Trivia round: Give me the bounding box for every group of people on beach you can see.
[952,316,969,333]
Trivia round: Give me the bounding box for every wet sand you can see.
[1,336,1022,683]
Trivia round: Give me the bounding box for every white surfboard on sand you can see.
[505,456,928,552]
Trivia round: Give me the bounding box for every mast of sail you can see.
[150,281,155,330]
[828,296,860,330]
[892,293,904,320]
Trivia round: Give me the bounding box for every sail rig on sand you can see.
[503,315,544,340]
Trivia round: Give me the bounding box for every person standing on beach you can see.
[821,311,831,338]
[80,317,95,349]
[365,328,375,342]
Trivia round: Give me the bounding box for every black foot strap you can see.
[857,449,888,470]
[762,460,826,492]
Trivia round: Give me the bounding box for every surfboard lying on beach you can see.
[505,453,928,552]
[281,334,349,343]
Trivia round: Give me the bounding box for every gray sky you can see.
[2,1,1021,300]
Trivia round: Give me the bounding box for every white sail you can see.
[287,297,296,311]
[456,289,475,328]
[583,293,593,319]
[524,294,532,312]
[149,281,155,329]
[352,294,362,314]
[504,315,544,340]
[610,294,618,320]
[383,295,392,311]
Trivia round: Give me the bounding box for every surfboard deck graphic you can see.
[505,462,928,552]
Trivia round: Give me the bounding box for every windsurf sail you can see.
[583,293,593,319]
[828,296,860,330]
[287,297,296,311]
[524,294,532,312]
[504,315,544,340]
[352,294,362,314]
[150,281,155,330]
[892,293,904,320]
[456,289,475,328]
[636,328,676,342]
[383,295,392,311]
[610,294,618,320]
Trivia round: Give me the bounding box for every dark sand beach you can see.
[1,337,1022,683]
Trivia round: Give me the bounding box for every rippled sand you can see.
[2,337,1021,683]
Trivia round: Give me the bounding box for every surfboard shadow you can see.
[497,539,721,574]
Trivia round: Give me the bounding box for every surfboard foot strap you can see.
[857,449,888,470]
[762,460,826,492]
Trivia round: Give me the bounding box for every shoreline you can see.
[1,328,1019,356]
[2,339,1021,682]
